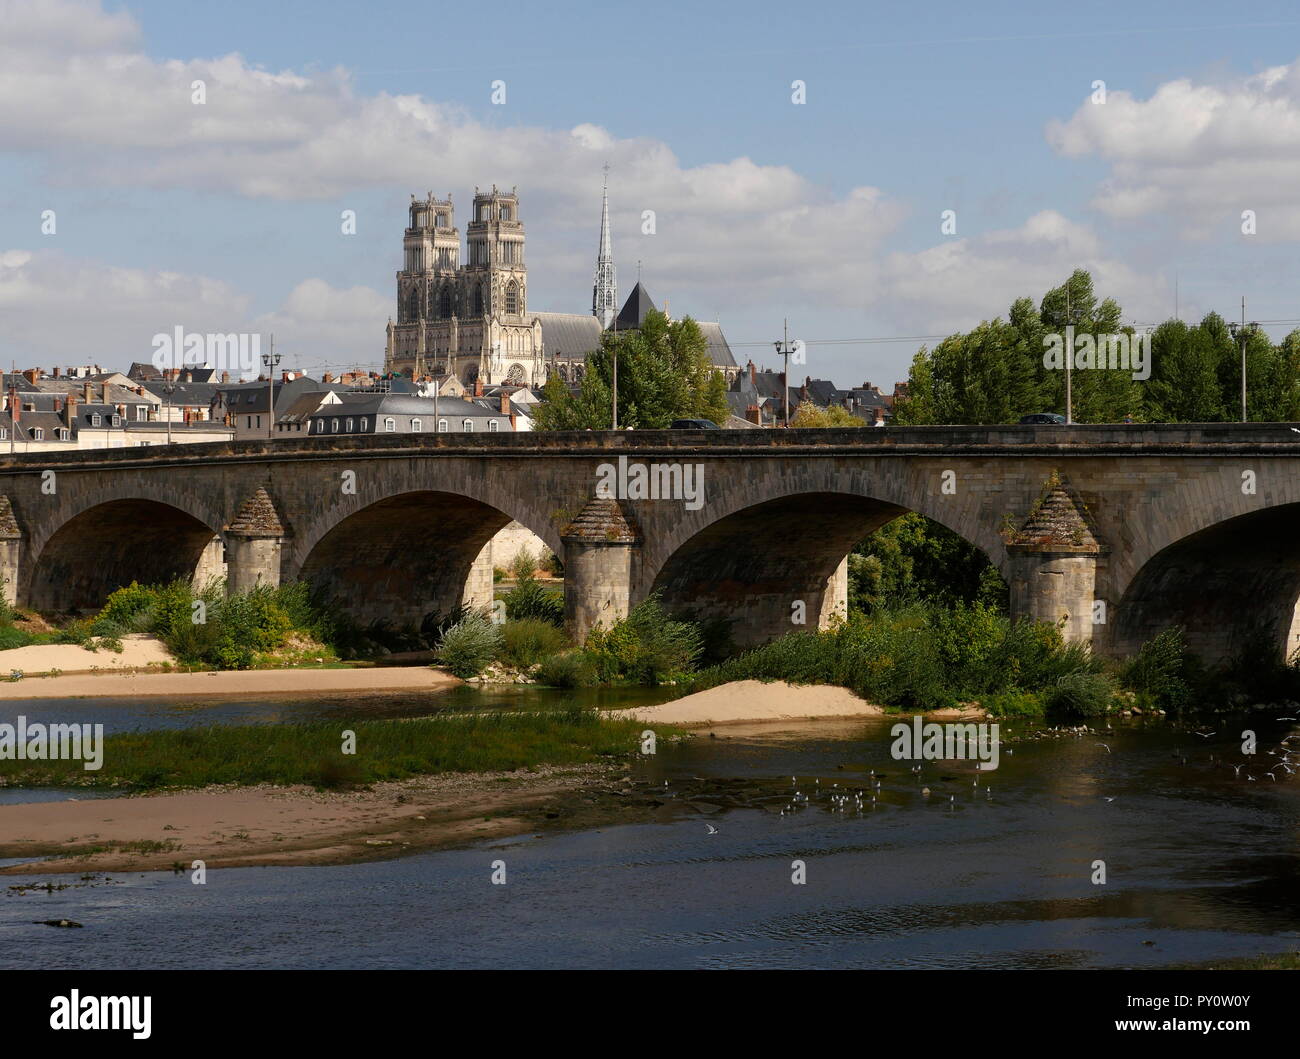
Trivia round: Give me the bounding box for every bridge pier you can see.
[1006,551,1099,644]
[560,498,640,644]
[224,488,287,596]
[1004,474,1103,646]
[0,497,20,608]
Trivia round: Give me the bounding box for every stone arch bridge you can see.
[0,424,1297,662]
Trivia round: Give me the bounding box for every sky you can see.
[2,0,1300,387]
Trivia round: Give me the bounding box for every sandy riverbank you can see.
[0,664,462,700]
[0,764,638,874]
[617,680,884,727]
[0,634,174,678]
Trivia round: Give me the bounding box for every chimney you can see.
[323,372,334,384]
[281,371,290,384]
[221,371,230,383]
[499,391,510,414]
[748,360,756,385]
[746,404,761,425]
[474,378,483,398]
[83,381,92,404]
[183,370,192,383]
[64,391,77,429]
[21,368,39,386]
[52,366,60,378]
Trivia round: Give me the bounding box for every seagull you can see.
[1194,731,1215,739]
[1232,764,1244,777]
[1097,743,1111,753]
[704,823,719,835]
[1103,796,1117,802]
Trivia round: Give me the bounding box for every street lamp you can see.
[1048,298,1084,425]
[1228,310,1261,423]
[261,336,281,440]
[161,378,177,445]
[774,319,794,427]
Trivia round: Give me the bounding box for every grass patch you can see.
[0,709,661,791]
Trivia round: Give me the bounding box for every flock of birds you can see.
[694,717,1300,835]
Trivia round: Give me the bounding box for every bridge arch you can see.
[23,482,226,613]
[1112,503,1300,664]
[287,473,559,629]
[637,476,1005,647]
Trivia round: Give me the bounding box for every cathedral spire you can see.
[592,164,617,329]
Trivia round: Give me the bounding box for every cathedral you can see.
[383,180,737,387]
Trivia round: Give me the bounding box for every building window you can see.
[346,418,354,432]
[91,413,102,426]
[331,418,339,433]
[57,428,69,441]
[437,418,447,432]
[411,418,422,432]
[384,417,396,432]
[32,428,43,441]
[440,288,452,317]
[136,406,147,420]
[488,419,499,432]
[111,415,121,427]
[463,419,473,432]
[504,281,518,314]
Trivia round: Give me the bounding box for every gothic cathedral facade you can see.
[384,186,545,387]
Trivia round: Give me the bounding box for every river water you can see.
[3,687,1300,969]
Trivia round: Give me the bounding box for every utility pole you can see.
[774,319,794,427]
[162,377,176,445]
[1228,299,1260,423]
[262,334,281,441]
[1049,287,1082,424]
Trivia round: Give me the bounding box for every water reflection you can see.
[4,711,1300,968]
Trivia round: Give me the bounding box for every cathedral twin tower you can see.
[384,179,619,388]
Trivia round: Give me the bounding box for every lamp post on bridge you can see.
[1228,299,1260,424]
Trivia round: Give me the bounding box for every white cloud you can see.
[879,211,1169,334]
[0,247,383,369]
[1047,61,1300,238]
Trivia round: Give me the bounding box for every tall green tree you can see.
[533,310,728,429]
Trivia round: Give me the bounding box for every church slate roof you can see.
[534,312,604,360]
[614,282,656,331]
[696,321,737,368]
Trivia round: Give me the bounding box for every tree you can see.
[533,310,728,430]
[790,401,865,427]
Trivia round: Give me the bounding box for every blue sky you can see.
[3,0,1300,385]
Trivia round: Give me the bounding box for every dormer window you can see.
[31,428,43,441]
[91,413,102,427]
[111,415,121,427]
[384,417,396,432]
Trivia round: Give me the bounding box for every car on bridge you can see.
[1018,413,1066,425]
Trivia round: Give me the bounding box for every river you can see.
[3,686,1299,968]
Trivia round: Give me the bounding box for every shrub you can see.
[1048,671,1116,719]
[534,650,600,688]
[585,592,702,686]
[499,619,569,669]
[503,574,564,627]
[981,689,1047,717]
[510,548,538,582]
[1122,627,1192,709]
[436,615,502,678]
